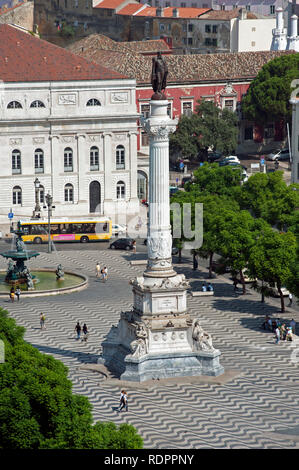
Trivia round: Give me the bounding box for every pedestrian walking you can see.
[10,287,15,303]
[288,293,293,307]
[118,390,128,412]
[96,262,101,279]
[290,319,296,334]
[40,313,46,330]
[132,240,136,254]
[82,323,89,342]
[75,321,81,340]
[274,326,280,344]
[15,287,21,302]
[101,266,108,282]
[233,279,238,291]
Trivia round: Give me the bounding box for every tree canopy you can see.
[242,53,299,124]
[0,309,143,449]
[170,99,238,160]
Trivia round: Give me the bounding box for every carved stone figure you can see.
[151,52,168,98]
[192,319,215,352]
[56,264,64,280]
[130,323,148,358]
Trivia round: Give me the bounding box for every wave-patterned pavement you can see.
[1,249,299,449]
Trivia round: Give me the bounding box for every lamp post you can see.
[32,177,41,219]
[43,193,55,254]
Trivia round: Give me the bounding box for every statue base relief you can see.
[98,275,224,382]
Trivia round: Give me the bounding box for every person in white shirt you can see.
[288,293,293,306]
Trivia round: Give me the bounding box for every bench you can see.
[190,291,214,297]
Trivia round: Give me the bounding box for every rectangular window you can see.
[188,24,193,32]
[12,154,21,174]
[252,27,256,32]
[220,4,225,10]
[35,154,44,174]
[182,101,192,116]
[167,103,172,118]
[212,25,218,33]
[160,23,165,31]
[205,24,211,33]
[270,5,275,14]
[244,126,253,141]
[212,38,217,46]
[188,37,193,45]
[141,104,150,119]
[141,132,149,147]
[224,99,234,110]
[246,5,250,11]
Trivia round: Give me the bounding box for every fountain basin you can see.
[0,269,87,297]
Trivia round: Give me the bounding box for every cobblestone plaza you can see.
[1,248,299,449]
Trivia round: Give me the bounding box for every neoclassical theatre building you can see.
[0,24,140,222]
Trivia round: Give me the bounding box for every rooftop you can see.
[121,39,171,54]
[135,6,211,18]
[94,0,137,9]
[68,36,296,84]
[199,8,257,19]
[0,24,127,82]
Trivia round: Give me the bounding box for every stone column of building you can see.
[49,135,60,204]
[76,134,87,204]
[102,132,113,215]
[128,131,139,212]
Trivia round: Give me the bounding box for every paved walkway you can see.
[1,249,299,449]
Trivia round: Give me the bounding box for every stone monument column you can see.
[143,100,177,279]
[99,53,224,382]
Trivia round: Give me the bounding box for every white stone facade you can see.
[0,79,140,221]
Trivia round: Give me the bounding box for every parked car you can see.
[181,177,192,187]
[207,151,223,163]
[109,238,135,250]
[169,186,179,196]
[267,148,290,161]
[218,156,240,167]
[112,224,127,236]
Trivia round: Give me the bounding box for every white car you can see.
[112,224,127,236]
[267,148,290,161]
[225,155,240,164]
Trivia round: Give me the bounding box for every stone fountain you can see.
[1,221,40,290]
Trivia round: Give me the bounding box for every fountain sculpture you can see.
[1,221,40,290]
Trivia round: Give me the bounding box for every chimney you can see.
[156,7,164,17]
[290,14,298,37]
[173,8,179,18]
[238,8,247,20]
[276,7,284,31]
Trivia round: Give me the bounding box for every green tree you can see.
[247,229,297,312]
[192,162,244,196]
[242,53,299,124]
[0,309,143,449]
[170,100,238,161]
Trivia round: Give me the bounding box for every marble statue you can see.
[192,319,215,352]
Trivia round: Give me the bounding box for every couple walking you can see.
[75,322,89,341]
[118,390,128,412]
[96,262,108,282]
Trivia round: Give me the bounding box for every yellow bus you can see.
[20,218,112,244]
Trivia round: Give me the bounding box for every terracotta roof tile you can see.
[117,3,144,15]
[134,6,210,18]
[121,39,171,53]
[199,8,257,19]
[0,24,127,82]
[68,38,297,85]
[94,0,134,9]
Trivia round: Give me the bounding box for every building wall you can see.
[213,0,289,17]
[0,79,139,220]
[232,17,276,52]
[0,1,34,30]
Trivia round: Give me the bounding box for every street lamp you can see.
[32,177,41,219]
[43,192,55,253]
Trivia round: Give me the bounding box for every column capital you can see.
[142,119,177,141]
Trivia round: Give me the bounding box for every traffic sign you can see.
[8,212,14,219]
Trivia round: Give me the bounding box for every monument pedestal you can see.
[98,97,224,382]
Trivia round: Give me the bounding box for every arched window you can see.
[30,100,46,108]
[86,98,101,107]
[90,146,99,170]
[64,147,73,172]
[12,186,22,205]
[116,181,125,200]
[34,148,44,173]
[12,149,21,174]
[116,145,125,170]
[64,183,74,202]
[7,101,22,109]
